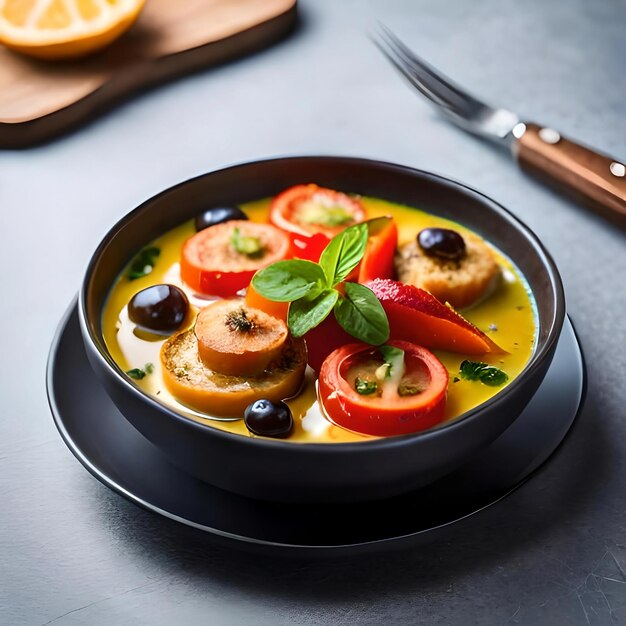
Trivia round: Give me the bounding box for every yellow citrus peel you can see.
[0,0,146,60]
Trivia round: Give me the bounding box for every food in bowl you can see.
[396,228,500,308]
[102,186,536,443]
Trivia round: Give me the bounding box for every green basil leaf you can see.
[251,260,326,302]
[126,368,146,380]
[288,289,339,337]
[334,282,389,345]
[318,223,368,286]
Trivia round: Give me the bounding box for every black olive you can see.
[417,228,466,262]
[244,399,293,438]
[195,206,248,231]
[128,284,189,333]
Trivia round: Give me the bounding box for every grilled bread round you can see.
[161,329,306,417]
[395,233,500,309]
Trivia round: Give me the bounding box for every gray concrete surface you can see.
[1,0,625,623]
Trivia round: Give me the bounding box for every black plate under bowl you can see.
[47,303,585,555]
[78,157,565,502]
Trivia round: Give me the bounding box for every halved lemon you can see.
[0,0,146,60]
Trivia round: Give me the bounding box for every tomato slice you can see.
[269,184,366,261]
[180,220,291,297]
[318,340,448,436]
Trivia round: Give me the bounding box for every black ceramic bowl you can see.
[79,157,565,503]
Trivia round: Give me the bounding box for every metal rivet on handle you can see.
[609,162,625,177]
[512,122,527,139]
[538,128,561,144]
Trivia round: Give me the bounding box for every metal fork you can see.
[373,25,626,227]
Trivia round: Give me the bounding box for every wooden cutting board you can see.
[0,0,296,148]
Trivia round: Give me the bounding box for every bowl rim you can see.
[79,155,566,454]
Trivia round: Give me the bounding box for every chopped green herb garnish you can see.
[459,360,508,387]
[478,367,509,386]
[252,222,389,345]
[127,247,160,281]
[355,377,378,395]
[126,363,155,380]
[231,227,264,258]
[453,376,460,383]
[298,202,354,227]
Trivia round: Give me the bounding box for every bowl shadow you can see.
[87,389,608,607]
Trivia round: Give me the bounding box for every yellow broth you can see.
[102,197,536,443]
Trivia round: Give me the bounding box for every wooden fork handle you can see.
[514,122,626,227]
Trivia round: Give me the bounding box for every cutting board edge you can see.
[0,1,297,149]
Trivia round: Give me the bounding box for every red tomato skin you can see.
[269,184,366,262]
[180,222,291,298]
[180,265,255,298]
[318,341,448,437]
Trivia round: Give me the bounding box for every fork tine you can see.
[375,25,475,114]
[377,25,467,97]
[371,36,442,105]
[374,24,487,119]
